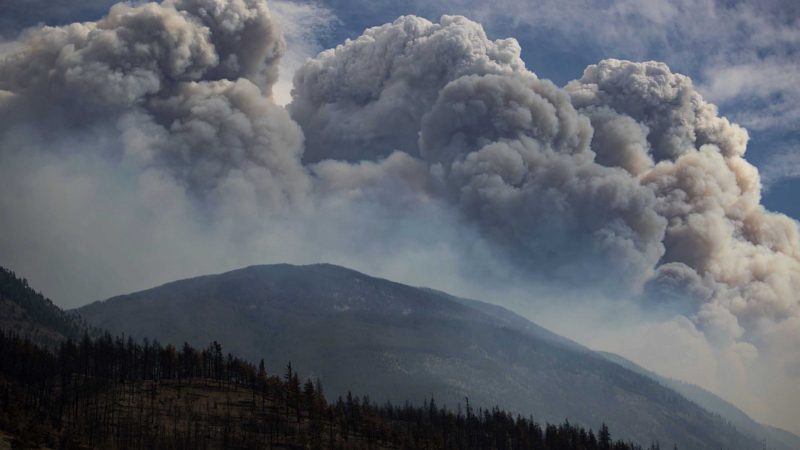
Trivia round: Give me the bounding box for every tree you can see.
[599,423,612,450]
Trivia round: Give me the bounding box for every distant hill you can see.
[598,352,800,450]
[78,263,767,449]
[0,266,86,347]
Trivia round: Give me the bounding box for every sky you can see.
[0,0,799,436]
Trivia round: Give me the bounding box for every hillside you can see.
[598,352,800,450]
[0,329,649,450]
[78,263,765,449]
[0,266,86,348]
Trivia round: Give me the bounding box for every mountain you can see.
[78,263,765,449]
[599,351,800,450]
[0,266,86,348]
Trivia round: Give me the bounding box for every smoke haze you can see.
[0,0,798,434]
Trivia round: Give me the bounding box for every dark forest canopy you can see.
[0,329,666,450]
[0,266,89,345]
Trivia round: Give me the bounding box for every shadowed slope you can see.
[78,263,764,449]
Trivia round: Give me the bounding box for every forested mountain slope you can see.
[598,352,800,450]
[0,266,86,348]
[78,263,765,449]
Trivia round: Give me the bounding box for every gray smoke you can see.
[566,60,749,161]
[288,18,800,427]
[1,2,799,431]
[418,72,665,292]
[564,60,799,359]
[168,0,285,93]
[290,15,526,163]
[0,0,309,214]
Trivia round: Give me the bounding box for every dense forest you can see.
[0,329,670,450]
[0,267,89,348]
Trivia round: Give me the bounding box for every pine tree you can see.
[600,423,612,450]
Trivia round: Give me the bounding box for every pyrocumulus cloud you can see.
[1,0,798,432]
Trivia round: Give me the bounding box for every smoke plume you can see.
[0,0,309,215]
[1,0,798,432]
[290,15,526,163]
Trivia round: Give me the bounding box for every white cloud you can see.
[760,144,800,191]
[270,0,336,105]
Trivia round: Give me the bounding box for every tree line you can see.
[0,266,89,347]
[0,329,669,450]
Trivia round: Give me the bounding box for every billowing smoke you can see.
[1,0,799,432]
[0,0,309,215]
[294,16,800,429]
[418,72,665,292]
[562,61,800,421]
[564,60,799,337]
[290,15,526,163]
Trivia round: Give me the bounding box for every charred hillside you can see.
[1,331,649,450]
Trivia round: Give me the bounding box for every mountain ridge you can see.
[0,265,87,348]
[598,351,800,450]
[77,262,773,449]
